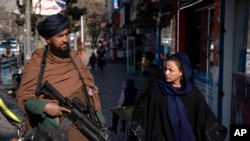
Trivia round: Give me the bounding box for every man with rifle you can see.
[16,13,108,141]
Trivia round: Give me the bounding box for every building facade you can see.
[107,1,250,140]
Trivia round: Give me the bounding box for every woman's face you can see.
[165,60,183,87]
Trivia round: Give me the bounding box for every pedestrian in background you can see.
[109,79,138,133]
[88,52,96,69]
[96,40,106,71]
[142,52,227,141]
[2,46,14,59]
[136,51,164,107]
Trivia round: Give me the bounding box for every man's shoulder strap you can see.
[35,46,48,96]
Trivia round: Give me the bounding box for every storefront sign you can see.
[143,32,157,52]
[32,0,62,15]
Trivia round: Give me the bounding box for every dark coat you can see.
[143,85,221,141]
[96,46,106,59]
[137,64,164,103]
[123,79,139,106]
[89,55,96,64]
[96,46,106,68]
[142,52,227,141]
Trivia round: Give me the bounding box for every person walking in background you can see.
[2,46,14,59]
[142,52,227,141]
[96,40,106,71]
[16,14,106,141]
[109,79,139,133]
[136,51,164,107]
[88,52,97,69]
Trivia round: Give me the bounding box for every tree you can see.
[64,0,106,47]
[15,15,25,26]
[16,0,25,14]
[84,0,106,46]
[86,12,102,46]
[65,6,87,21]
[64,1,87,33]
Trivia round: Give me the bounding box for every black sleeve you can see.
[142,69,151,77]
[183,86,227,141]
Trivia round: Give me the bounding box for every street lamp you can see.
[81,15,85,51]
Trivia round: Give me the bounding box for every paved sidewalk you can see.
[83,48,141,141]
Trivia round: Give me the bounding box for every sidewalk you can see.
[83,48,141,141]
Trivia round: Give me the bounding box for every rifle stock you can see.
[40,80,109,141]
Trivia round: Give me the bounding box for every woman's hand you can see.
[44,103,71,117]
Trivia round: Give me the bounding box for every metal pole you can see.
[25,0,31,62]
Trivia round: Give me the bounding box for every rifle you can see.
[40,80,109,141]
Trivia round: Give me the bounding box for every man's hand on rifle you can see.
[44,103,71,117]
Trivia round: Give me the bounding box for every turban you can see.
[37,14,70,38]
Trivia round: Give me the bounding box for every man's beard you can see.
[50,44,70,58]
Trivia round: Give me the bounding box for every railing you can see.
[231,72,250,124]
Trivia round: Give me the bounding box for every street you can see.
[83,48,141,140]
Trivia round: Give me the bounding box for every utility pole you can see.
[24,0,31,63]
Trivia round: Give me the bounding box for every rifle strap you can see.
[35,46,48,96]
[69,56,93,111]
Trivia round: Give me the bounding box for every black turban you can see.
[37,14,70,38]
